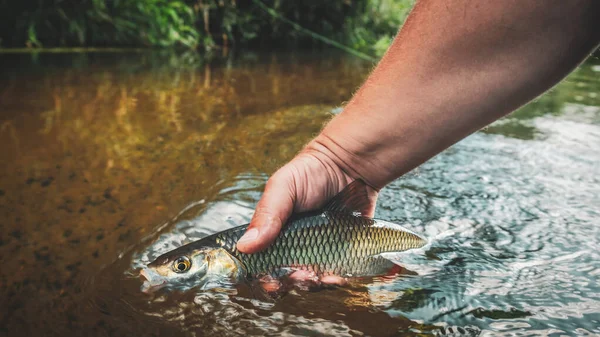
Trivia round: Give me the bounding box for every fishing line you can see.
[251,0,377,62]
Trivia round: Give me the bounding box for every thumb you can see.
[236,171,296,253]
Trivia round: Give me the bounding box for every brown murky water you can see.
[1,51,599,336]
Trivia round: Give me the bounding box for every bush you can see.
[0,0,198,48]
[0,0,415,55]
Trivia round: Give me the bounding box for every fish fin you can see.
[324,179,374,216]
[385,264,404,276]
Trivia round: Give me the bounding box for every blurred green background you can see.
[0,0,414,57]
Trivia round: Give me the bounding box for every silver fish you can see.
[140,180,427,293]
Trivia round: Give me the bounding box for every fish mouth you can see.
[140,268,167,294]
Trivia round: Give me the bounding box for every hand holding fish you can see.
[237,0,600,255]
[236,150,378,254]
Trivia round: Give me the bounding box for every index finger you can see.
[236,172,296,253]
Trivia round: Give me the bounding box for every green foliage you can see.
[0,0,415,54]
[343,0,415,56]
[1,0,198,48]
[108,0,199,48]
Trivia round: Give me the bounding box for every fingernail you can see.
[237,228,259,244]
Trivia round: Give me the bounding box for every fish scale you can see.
[207,210,426,278]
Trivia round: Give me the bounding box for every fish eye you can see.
[172,256,191,273]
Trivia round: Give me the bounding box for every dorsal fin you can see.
[324,179,373,215]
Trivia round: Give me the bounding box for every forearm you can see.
[308,0,600,189]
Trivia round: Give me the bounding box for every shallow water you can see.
[0,51,599,336]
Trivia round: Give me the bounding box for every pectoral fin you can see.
[323,179,375,216]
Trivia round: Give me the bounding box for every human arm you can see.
[237,0,600,253]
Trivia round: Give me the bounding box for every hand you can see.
[236,144,378,253]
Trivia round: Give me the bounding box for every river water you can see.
[0,51,599,336]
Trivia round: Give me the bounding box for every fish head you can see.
[140,245,245,293]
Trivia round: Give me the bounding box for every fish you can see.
[140,180,427,293]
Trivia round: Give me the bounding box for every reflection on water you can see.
[0,51,599,336]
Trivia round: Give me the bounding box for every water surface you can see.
[0,51,599,336]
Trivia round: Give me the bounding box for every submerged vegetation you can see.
[0,0,414,57]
